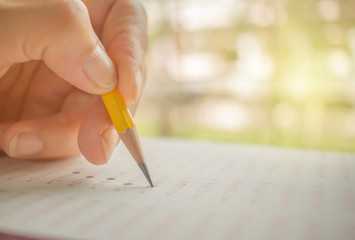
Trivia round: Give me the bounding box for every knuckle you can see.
[58,0,87,17]
[120,44,139,63]
[50,0,89,29]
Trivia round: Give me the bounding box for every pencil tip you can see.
[138,163,154,187]
[119,128,153,187]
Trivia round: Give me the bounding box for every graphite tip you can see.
[138,163,154,187]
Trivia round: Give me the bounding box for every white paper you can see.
[0,138,354,240]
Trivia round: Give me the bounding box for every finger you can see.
[101,0,148,102]
[78,100,119,165]
[0,115,79,160]
[0,122,12,152]
[0,91,96,159]
[80,0,116,37]
[0,0,117,94]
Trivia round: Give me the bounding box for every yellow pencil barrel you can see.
[101,88,134,133]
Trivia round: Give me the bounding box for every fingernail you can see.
[83,45,116,91]
[135,70,142,97]
[100,126,119,164]
[9,132,43,157]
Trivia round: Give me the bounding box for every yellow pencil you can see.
[101,88,153,187]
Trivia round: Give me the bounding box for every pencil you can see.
[101,88,153,187]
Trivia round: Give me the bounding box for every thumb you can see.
[0,0,116,94]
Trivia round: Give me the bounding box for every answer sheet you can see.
[0,138,354,240]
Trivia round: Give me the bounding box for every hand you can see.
[0,0,147,164]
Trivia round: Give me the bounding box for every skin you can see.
[0,0,147,165]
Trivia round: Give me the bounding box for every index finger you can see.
[100,0,148,102]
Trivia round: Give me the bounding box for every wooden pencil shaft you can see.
[119,126,154,187]
[119,126,146,165]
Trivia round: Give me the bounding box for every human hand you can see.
[0,0,147,164]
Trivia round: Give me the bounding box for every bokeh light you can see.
[137,0,355,151]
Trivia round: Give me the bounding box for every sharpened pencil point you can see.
[119,127,153,188]
[138,163,154,187]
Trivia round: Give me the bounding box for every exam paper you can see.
[0,138,354,240]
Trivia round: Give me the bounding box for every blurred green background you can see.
[136,0,355,152]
